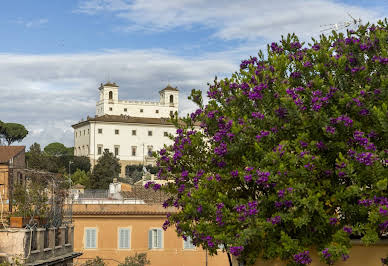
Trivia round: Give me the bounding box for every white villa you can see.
[72,82,179,177]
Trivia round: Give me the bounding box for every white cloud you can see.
[0,49,238,149]
[76,0,384,40]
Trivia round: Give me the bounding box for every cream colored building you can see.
[72,83,179,177]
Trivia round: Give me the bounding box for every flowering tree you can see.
[147,20,388,265]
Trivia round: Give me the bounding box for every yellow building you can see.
[72,203,229,266]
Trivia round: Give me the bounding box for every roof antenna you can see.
[320,13,362,32]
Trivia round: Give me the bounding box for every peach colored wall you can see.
[72,215,229,266]
[252,241,388,266]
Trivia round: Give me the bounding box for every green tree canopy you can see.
[0,122,28,145]
[26,143,45,169]
[44,142,71,157]
[90,149,121,189]
[150,20,388,266]
[71,169,90,187]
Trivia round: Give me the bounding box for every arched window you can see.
[109,91,113,100]
[170,95,174,104]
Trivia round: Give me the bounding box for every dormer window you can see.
[109,91,113,100]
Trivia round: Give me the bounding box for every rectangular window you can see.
[97,145,103,155]
[148,131,152,136]
[124,108,127,112]
[98,128,102,134]
[132,130,136,136]
[114,146,120,156]
[132,146,137,156]
[109,107,113,111]
[147,146,153,157]
[84,130,85,135]
[164,132,168,137]
[118,228,130,249]
[170,111,174,116]
[140,109,143,113]
[88,129,90,135]
[155,110,159,113]
[85,228,97,249]
[148,229,162,249]
[183,236,195,250]
[115,129,119,135]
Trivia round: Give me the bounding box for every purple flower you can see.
[231,170,239,177]
[300,141,308,148]
[304,61,313,67]
[278,189,285,198]
[244,174,252,182]
[343,226,352,234]
[230,246,244,256]
[252,112,265,119]
[293,251,312,265]
[326,126,336,134]
[267,216,281,225]
[312,43,320,51]
[359,109,369,116]
[329,217,338,225]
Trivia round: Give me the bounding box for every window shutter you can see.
[91,229,96,248]
[119,229,124,249]
[157,229,162,249]
[127,229,130,249]
[148,230,152,249]
[86,230,91,248]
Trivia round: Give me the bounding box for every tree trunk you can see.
[227,252,233,266]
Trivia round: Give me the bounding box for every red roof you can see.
[0,146,25,164]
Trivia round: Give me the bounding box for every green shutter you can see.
[148,230,152,249]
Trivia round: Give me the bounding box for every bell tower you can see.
[96,82,119,116]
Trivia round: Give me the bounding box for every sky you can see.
[0,0,386,149]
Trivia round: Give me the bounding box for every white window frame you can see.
[183,236,196,250]
[118,228,131,250]
[97,145,103,155]
[84,228,97,249]
[114,145,120,157]
[148,228,163,249]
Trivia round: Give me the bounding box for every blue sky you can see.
[0,0,386,149]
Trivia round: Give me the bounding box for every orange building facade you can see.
[72,204,229,266]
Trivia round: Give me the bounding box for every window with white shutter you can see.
[118,228,130,249]
[85,228,97,249]
[183,236,195,250]
[148,228,163,249]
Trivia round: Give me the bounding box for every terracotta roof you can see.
[72,115,176,128]
[72,203,177,216]
[0,146,25,164]
[159,84,179,92]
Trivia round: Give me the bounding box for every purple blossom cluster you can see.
[267,215,281,225]
[343,226,352,234]
[329,217,338,225]
[330,115,353,127]
[293,251,312,265]
[216,203,225,226]
[256,130,270,142]
[235,201,258,221]
[230,246,244,256]
[353,131,376,151]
